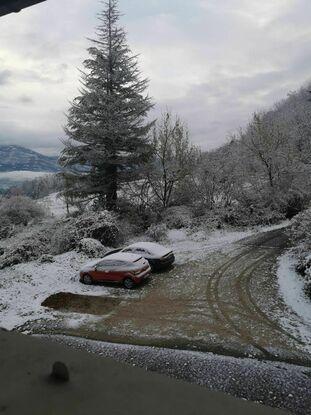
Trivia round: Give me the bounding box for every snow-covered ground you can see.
[0,225,274,332]
[277,251,311,349]
[166,220,290,265]
[166,228,253,264]
[0,221,291,332]
[38,193,77,218]
[0,251,110,331]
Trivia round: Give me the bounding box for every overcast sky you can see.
[0,0,311,155]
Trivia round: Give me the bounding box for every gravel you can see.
[46,335,311,415]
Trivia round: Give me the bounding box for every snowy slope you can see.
[277,252,311,348]
[38,193,77,217]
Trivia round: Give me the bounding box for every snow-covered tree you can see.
[60,0,154,210]
[241,112,288,190]
[147,112,200,209]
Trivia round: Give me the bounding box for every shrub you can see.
[281,193,307,219]
[50,220,76,255]
[146,224,168,242]
[0,196,45,226]
[221,204,285,227]
[0,216,14,239]
[162,206,192,229]
[288,208,311,249]
[305,281,311,300]
[76,211,120,246]
[116,198,158,230]
[50,210,120,255]
[191,210,224,232]
[0,228,50,269]
[77,238,107,258]
[39,254,55,263]
[0,209,121,267]
[287,208,311,299]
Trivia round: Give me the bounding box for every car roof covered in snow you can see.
[81,253,143,271]
[81,258,103,269]
[126,242,172,256]
[103,252,142,263]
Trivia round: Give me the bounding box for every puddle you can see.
[42,292,121,316]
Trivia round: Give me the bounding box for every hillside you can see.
[0,145,59,173]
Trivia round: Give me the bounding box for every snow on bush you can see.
[0,196,45,226]
[0,228,51,269]
[287,208,311,299]
[191,210,223,232]
[0,196,45,240]
[220,204,285,227]
[162,206,192,229]
[39,254,55,263]
[289,208,311,248]
[146,223,168,242]
[0,210,120,268]
[75,211,120,245]
[50,219,76,255]
[0,216,14,239]
[51,211,120,255]
[77,238,108,258]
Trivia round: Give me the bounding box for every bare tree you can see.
[241,112,287,189]
[147,112,200,209]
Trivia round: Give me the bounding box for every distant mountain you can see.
[0,145,59,173]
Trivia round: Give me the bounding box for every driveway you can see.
[34,228,311,365]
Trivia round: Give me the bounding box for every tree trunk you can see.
[106,164,118,210]
[268,167,274,188]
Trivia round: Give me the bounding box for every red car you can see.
[79,253,151,289]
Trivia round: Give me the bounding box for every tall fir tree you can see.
[60,0,154,210]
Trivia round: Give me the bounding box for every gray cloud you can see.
[18,95,34,104]
[0,125,62,154]
[0,70,12,85]
[0,0,311,154]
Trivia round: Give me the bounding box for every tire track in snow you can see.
[205,230,305,358]
[236,254,305,345]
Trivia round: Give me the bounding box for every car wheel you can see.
[83,274,93,285]
[123,278,134,289]
[148,260,156,270]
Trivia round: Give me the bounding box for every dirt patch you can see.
[42,292,121,315]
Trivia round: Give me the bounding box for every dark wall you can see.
[0,0,46,17]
